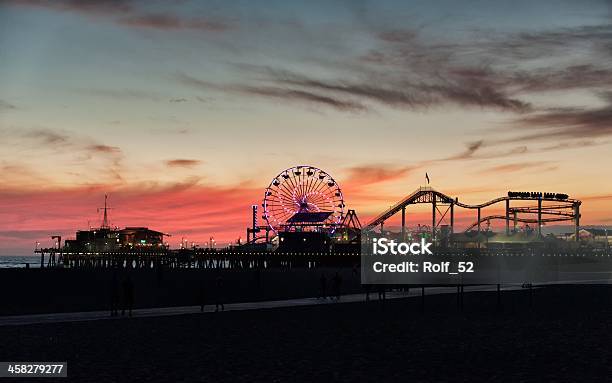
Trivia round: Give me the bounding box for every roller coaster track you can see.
[463,215,574,232]
[364,186,580,232]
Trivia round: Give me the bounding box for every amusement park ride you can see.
[364,188,581,242]
[244,165,357,252]
[245,165,582,252]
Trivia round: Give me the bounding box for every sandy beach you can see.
[1,285,612,382]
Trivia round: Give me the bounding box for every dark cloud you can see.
[4,0,229,33]
[441,140,484,160]
[0,100,16,111]
[165,159,202,168]
[484,25,612,60]
[253,67,530,112]
[437,141,528,162]
[514,65,612,92]
[1,127,124,182]
[509,93,612,141]
[269,69,430,108]
[539,140,603,151]
[168,23,612,115]
[421,82,531,112]
[21,128,70,145]
[240,86,366,112]
[176,72,214,89]
[87,144,121,154]
[287,24,611,114]
[2,0,134,14]
[177,72,366,112]
[354,24,612,144]
[118,13,228,32]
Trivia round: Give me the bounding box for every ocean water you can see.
[0,256,42,268]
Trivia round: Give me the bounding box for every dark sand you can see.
[0,267,362,315]
[2,285,612,382]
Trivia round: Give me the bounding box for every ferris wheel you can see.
[262,166,345,233]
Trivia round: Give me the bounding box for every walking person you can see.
[332,271,342,301]
[110,271,119,317]
[319,272,327,300]
[199,277,207,312]
[377,284,386,301]
[122,274,134,317]
[215,275,225,312]
[364,283,372,302]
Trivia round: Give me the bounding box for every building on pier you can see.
[63,195,169,252]
[65,227,167,252]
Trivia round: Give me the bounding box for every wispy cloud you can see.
[441,140,484,161]
[4,0,230,33]
[76,88,161,101]
[3,0,134,15]
[87,144,121,154]
[343,164,415,186]
[241,85,366,112]
[165,159,202,168]
[118,13,228,32]
[580,194,612,201]
[19,127,70,145]
[230,66,532,112]
[437,140,528,162]
[176,72,366,112]
[0,99,16,111]
[506,92,612,141]
[172,23,611,133]
[539,140,603,151]
[1,127,125,184]
[481,162,552,174]
[483,25,612,61]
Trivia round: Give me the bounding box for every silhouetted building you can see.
[65,227,166,252]
[277,231,332,253]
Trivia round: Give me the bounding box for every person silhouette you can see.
[332,271,342,301]
[122,274,134,317]
[199,277,207,312]
[377,284,386,301]
[110,271,119,317]
[364,283,372,302]
[319,272,327,300]
[215,275,224,312]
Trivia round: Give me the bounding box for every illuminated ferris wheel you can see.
[262,166,345,233]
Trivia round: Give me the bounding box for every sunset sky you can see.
[1,0,611,254]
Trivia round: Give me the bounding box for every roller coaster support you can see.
[432,199,436,243]
[538,197,542,237]
[401,207,406,241]
[477,207,481,246]
[450,202,454,235]
[505,199,510,235]
[574,202,580,242]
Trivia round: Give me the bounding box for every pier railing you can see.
[33,248,362,269]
